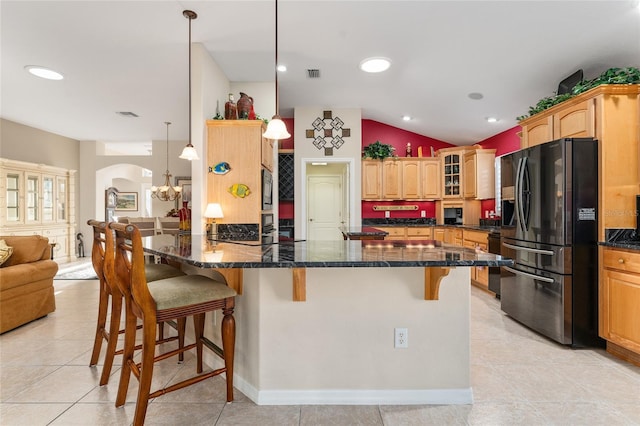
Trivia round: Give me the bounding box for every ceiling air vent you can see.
[116,111,139,118]
[307,69,320,79]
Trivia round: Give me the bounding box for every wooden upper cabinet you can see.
[421,158,441,200]
[401,159,420,199]
[261,138,275,172]
[463,149,495,200]
[441,151,463,198]
[362,160,382,200]
[382,159,402,199]
[553,99,594,139]
[521,114,553,148]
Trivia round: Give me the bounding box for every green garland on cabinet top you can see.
[362,141,397,160]
[517,67,640,121]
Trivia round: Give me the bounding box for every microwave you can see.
[262,168,273,210]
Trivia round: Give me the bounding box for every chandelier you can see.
[151,122,182,201]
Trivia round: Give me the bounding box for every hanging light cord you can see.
[187,11,193,145]
[274,0,279,115]
[164,121,170,173]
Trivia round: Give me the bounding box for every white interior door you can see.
[307,175,343,240]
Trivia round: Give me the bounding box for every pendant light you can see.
[152,122,182,201]
[179,10,200,161]
[262,0,291,140]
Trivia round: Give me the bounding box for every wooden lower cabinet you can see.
[406,226,433,240]
[463,230,490,291]
[600,247,640,365]
[373,227,406,240]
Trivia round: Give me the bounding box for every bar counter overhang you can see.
[142,234,512,406]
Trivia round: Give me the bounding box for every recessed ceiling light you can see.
[402,115,412,121]
[486,117,499,123]
[277,64,287,72]
[359,57,391,73]
[311,162,327,166]
[468,92,484,100]
[24,65,64,80]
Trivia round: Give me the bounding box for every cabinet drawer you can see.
[406,227,433,238]
[374,227,406,239]
[603,248,640,274]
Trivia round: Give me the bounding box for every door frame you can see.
[299,157,357,239]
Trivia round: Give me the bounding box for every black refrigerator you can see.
[500,137,603,347]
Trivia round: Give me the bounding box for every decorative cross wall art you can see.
[305,110,351,156]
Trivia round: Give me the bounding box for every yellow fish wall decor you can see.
[228,183,251,198]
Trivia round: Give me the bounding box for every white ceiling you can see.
[2,1,639,147]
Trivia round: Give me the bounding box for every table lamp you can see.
[204,203,224,240]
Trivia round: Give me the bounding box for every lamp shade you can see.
[263,116,291,140]
[204,203,224,219]
[179,144,199,161]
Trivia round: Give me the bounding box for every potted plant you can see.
[362,140,396,160]
[517,66,640,121]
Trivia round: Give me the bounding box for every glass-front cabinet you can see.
[0,158,76,262]
[442,151,462,198]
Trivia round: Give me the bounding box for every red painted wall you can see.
[477,125,521,157]
[362,119,454,157]
[476,125,522,218]
[362,200,436,219]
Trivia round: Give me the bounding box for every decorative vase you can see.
[248,96,256,120]
[224,93,237,120]
[178,201,191,232]
[237,92,252,119]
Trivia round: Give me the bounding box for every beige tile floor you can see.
[1,260,639,425]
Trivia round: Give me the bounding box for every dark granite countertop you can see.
[340,226,389,237]
[600,228,640,251]
[141,234,513,269]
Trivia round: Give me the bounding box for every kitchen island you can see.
[142,235,512,406]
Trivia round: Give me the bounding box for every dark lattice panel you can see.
[278,153,294,200]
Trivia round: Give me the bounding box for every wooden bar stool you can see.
[87,220,186,386]
[107,222,236,426]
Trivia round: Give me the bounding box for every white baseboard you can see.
[232,375,473,406]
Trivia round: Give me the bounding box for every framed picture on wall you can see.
[175,176,192,209]
[115,192,138,211]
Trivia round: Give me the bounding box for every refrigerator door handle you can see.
[515,157,525,234]
[502,266,555,283]
[502,242,555,256]
[521,157,531,231]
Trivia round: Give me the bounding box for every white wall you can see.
[293,107,362,238]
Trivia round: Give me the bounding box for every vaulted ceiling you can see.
[2,1,639,147]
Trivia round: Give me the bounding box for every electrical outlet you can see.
[421,210,426,218]
[385,211,390,218]
[394,327,408,348]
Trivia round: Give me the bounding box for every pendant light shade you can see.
[263,116,290,139]
[262,0,290,141]
[179,10,199,161]
[152,122,182,201]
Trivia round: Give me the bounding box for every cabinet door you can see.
[553,99,594,139]
[25,173,39,223]
[442,153,462,198]
[4,171,22,223]
[521,114,553,148]
[601,268,640,353]
[261,138,274,172]
[42,176,55,222]
[382,160,402,199]
[401,160,420,199]
[56,176,68,222]
[421,159,441,200]
[362,161,382,199]
[463,153,476,199]
[434,227,445,242]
